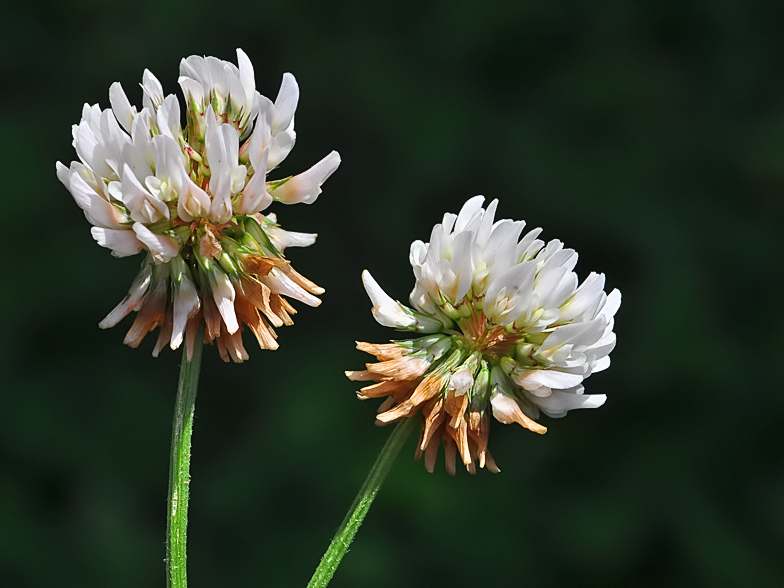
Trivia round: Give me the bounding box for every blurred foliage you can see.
[1,1,783,587]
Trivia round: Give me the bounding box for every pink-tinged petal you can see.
[269,151,340,205]
[99,262,153,328]
[69,173,126,229]
[90,227,144,257]
[132,223,180,263]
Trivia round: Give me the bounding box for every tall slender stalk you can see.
[307,416,419,588]
[166,325,204,588]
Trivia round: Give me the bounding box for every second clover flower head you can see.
[57,49,341,362]
[348,196,621,474]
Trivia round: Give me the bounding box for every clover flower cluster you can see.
[349,197,620,473]
[57,50,340,362]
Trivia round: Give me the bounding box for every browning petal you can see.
[423,429,442,473]
[345,370,383,382]
[269,294,295,325]
[367,356,429,380]
[444,437,457,476]
[152,311,174,357]
[241,277,283,327]
[243,253,289,278]
[420,397,446,451]
[356,341,405,361]
[202,295,223,341]
[357,378,418,400]
[221,326,250,363]
[444,389,469,429]
[485,450,501,473]
[123,281,168,348]
[280,264,324,295]
[376,397,396,414]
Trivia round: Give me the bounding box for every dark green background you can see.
[2,1,783,586]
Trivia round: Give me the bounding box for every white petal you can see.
[69,173,126,228]
[601,289,622,320]
[448,367,474,396]
[122,164,168,224]
[90,227,144,257]
[362,270,416,328]
[591,356,611,373]
[236,48,256,104]
[55,161,71,188]
[262,268,321,307]
[537,318,606,359]
[264,224,317,251]
[267,129,295,169]
[234,150,270,215]
[141,69,164,112]
[205,107,238,222]
[209,269,239,334]
[450,230,474,302]
[177,178,211,221]
[272,73,299,135]
[512,368,585,391]
[178,76,204,108]
[156,94,181,138]
[559,272,605,323]
[132,223,180,262]
[109,82,136,134]
[171,278,201,350]
[454,196,485,233]
[531,388,607,418]
[270,151,340,205]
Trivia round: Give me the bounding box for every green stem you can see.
[166,325,204,588]
[307,416,419,588]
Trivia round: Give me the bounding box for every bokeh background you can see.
[2,1,784,586]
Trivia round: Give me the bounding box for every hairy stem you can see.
[307,417,418,588]
[166,326,204,588]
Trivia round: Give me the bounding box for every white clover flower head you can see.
[57,50,341,362]
[349,197,620,474]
